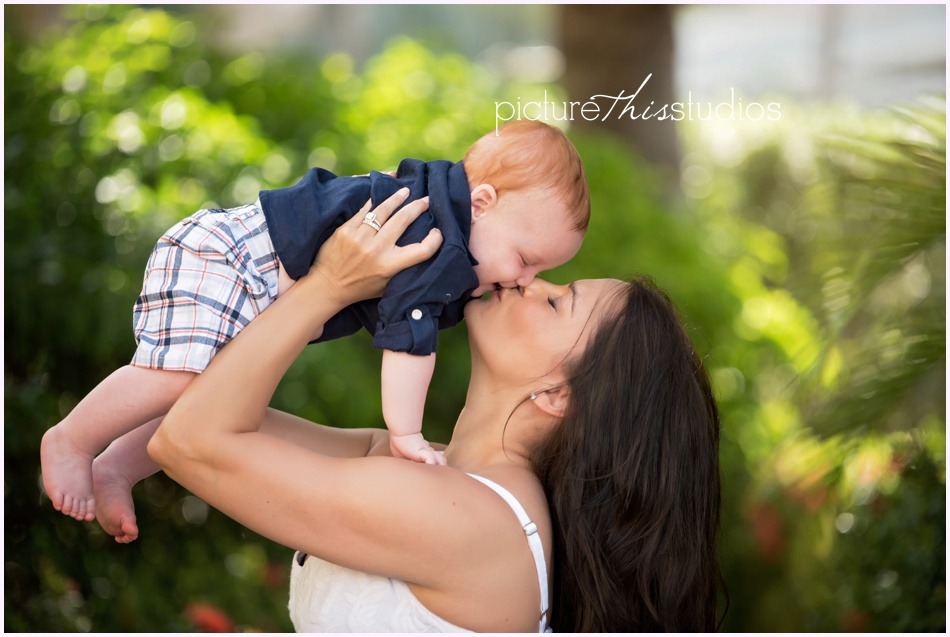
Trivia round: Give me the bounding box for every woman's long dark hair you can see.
[532,276,726,632]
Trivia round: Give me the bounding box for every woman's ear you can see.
[532,385,570,419]
[470,184,498,223]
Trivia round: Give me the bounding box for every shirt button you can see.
[410,309,423,320]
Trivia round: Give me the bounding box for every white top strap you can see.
[468,474,551,633]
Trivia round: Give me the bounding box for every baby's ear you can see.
[470,184,498,223]
[532,385,570,419]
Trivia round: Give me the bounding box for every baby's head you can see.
[463,120,589,296]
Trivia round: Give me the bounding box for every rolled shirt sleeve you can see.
[373,245,478,355]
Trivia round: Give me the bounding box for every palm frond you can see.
[800,98,946,438]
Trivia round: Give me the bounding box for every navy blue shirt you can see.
[258,159,478,355]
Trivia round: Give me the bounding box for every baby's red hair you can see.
[463,120,590,232]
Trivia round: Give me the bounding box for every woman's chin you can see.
[463,295,490,321]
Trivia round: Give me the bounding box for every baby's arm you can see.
[380,350,445,465]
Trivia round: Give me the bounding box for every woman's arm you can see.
[148,191,480,588]
[258,408,393,458]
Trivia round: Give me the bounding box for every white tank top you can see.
[288,474,551,632]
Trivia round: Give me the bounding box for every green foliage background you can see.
[5,6,945,632]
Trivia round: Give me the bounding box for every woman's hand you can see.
[305,188,442,307]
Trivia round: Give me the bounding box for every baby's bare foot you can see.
[92,459,139,543]
[40,426,96,521]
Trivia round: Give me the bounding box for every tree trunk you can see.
[560,5,680,182]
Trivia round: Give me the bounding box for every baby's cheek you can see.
[481,261,506,282]
[472,263,487,283]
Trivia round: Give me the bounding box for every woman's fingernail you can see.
[399,187,409,194]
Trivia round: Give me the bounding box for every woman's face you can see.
[465,277,625,386]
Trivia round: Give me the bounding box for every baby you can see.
[40,119,590,540]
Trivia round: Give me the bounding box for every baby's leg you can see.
[40,365,194,521]
[92,416,163,543]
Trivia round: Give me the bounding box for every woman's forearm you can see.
[258,408,391,459]
[148,275,348,474]
[148,189,440,484]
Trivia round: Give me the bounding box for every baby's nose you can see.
[516,272,537,288]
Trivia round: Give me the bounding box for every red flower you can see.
[747,502,786,563]
[185,602,235,633]
[840,608,870,632]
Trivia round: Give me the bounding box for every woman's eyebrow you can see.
[569,281,578,316]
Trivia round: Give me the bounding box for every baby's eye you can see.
[520,255,529,267]
[547,297,557,310]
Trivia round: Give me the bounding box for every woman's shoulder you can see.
[407,464,552,632]
[469,465,550,531]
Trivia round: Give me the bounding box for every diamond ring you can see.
[362,211,382,232]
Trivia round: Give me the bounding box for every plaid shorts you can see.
[131,202,281,373]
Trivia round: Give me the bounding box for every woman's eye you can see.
[547,297,557,310]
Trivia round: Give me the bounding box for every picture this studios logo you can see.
[494,74,781,133]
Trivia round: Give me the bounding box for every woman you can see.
[148,192,725,632]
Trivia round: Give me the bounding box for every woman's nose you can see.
[522,278,564,294]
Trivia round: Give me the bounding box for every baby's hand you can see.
[390,432,446,466]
